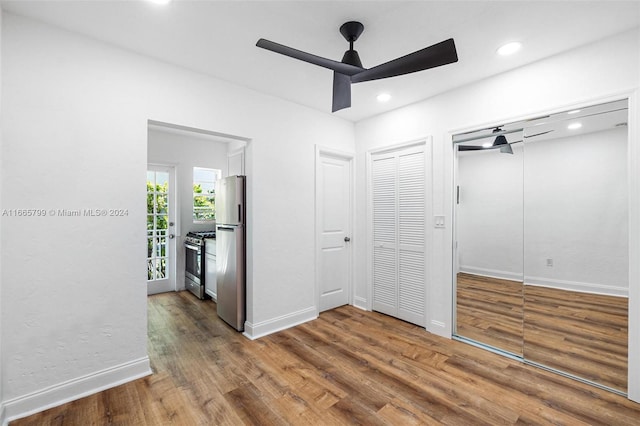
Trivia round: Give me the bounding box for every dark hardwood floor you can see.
[12,290,640,425]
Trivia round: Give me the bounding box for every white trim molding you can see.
[2,357,151,425]
[626,89,639,402]
[243,306,317,340]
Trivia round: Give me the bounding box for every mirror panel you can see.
[455,131,524,356]
[522,100,629,392]
[454,99,629,394]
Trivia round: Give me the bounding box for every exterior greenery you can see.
[193,183,216,221]
[147,180,168,280]
[146,174,216,281]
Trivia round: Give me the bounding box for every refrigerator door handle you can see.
[217,226,234,231]
[238,204,242,223]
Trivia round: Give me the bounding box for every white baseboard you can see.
[459,266,627,297]
[243,306,317,340]
[458,265,523,282]
[352,296,368,311]
[2,357,152,426]
[525,276,628,297]
[428,320,449,338]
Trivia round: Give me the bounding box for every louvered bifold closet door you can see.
[371,144,427,327]
[371,153,398,317]
[397,147,426,326]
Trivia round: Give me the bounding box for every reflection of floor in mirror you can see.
[456,272,524,356]
[524,285,628,393]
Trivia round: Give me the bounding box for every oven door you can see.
[184,242,202,284]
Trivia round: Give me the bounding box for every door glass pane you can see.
[147,169,170,283]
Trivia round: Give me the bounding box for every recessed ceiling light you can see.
[377,93,391,103]
[567,109,581,115]
[497,41,522,56]
[567,122,582,130]
[482,142,492,148]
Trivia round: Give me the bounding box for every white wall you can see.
[524,128,628,294]
[457,145,524,281]
[0,13,354,420]
[147,128,230,290]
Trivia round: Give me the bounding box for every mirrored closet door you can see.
[454,128,525,356]
[454,99,629,394]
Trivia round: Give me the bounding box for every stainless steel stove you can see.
[184,230,215,299]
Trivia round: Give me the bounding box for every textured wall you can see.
[1,12,354,408]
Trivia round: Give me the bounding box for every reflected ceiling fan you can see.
[256,21,458,112]
[457,128,554,154]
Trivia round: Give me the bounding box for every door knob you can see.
[344,237,351,242]
[168,234,175,239]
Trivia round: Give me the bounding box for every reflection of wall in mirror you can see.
[457,144,524,282]
[458,126,628,297]
[524,126,628,296]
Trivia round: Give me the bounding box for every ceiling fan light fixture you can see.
[497,41,522,56]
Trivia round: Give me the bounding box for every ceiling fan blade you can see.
[256,39,365,76]
[332,72,351,112]
[457,145,485,151]
[351,38,458,83]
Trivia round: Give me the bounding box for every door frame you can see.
[147,163,178,295]
[315,146,355,315]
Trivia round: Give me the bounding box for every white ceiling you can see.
[2,0,639,122]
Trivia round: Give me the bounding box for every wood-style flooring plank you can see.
[456,272,628,392]
[11,291,640,425]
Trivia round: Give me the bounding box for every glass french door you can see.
[147,165,176,295]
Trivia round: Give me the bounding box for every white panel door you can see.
[317,151,352,312]
[371,144,427,326]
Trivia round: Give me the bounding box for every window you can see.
[193,167,221,222]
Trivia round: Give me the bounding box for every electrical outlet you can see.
[546,258,553,267]
[434,215,445,228]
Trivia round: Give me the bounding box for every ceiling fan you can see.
[256,21,459,112]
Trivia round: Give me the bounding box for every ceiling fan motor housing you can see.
[339,21,364,42]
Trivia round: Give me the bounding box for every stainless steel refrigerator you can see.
[215,175,246,331]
